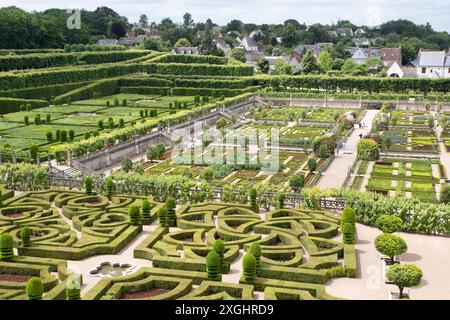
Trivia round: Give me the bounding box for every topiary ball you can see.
[243,253,257,281]
[0,233,14,260]
[20,227,31,247]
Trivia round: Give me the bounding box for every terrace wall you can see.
[74,99,256,171]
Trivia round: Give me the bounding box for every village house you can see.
[410,49,450,78]
[292,43,332,60]
[97,39,119,46]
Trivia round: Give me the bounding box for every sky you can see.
[2,0,450,32]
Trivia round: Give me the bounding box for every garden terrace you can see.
[142,150,324,191]
[379,129,439,154]
[349,158,445,203]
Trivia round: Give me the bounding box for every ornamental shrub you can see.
[46,114,51,123]
[386,264,423,299]
[206,251,221,281]
[121,157,133,172]
[325,266,346,278]
[307,158,317,172]
[142,199,151,221]
[55,129,61,141]
[84,132,91,140]
[289,173,305,191]
[84,176,93,195]
[0,233,14,260]
[248,243,262,276]
[119,118,125,128]
[165,197,177,227]
[66,286,81,300]
[212,240,225,272]
[374,233,407,263]
[249,188,258,212]
[128,205,141,226]
[158,207,168,226]
[21,227,31,247]
[340,207,356,232]
[98,120,104,129]
[34,114,41,125]
[276,193,286,209]
[440,184,450,204]
[105,178,114,199]
[46,131,53,142]
[242,253,257,281]
[357,139,379,161]
[24,115,29,125]
[29,145,39,162]
[68,129,75,141]
[26,277,43,300]
[342,223,354,244]
[376,215,403,233]
[60,130,67,142]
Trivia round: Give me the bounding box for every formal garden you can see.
[0,48,449,300]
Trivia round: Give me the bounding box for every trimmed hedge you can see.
[54,79,119,103]
[146,63,254,77]
[0,98,49,114]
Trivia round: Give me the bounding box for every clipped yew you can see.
[66,286,81,300]
[105,178,114,199]
[376,215,403,233]
[342,223,354,244]
[142,199,151,221]
[249,188,258,212]
[158,207,168,226]
[0,233,14,260]
[206,251,221,281]
[165,197,177,227]
[26,277,43,300]
[340,207,356,232]
[21,227,31,247]
[248,243,262,276]
[84,176,93,195]
[212,240,225,273]
[276,193,286,209]
[243,253,257,281]
[128,205,141,226]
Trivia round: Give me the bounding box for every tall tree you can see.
[109,19,127,39]
[183,12,193,28]
[139,14,148,26]
[301,49,320,74]
[281,23,299,48]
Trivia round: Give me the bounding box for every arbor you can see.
[128,205,141,226]
[206,251,221,281]
[376,215,403,233]
[386,264,423,299]
[289,173,305,191]
[121,157,133,172]
[301,49,320,74]
[0,233,14,260]
[84,176,93,195]
[242,253,257,281]
[229,48,246,63]
[374,233,408,263]
[26,277,43,300]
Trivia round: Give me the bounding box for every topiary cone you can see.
[242,253,257,281]
[66,286,81,300]
[165,197,177,227]
[128,205,141,226]
[341,207,356,232]
[342,223,354,244]
[0,233,14,260]
[20,227,31,247]
[248,243,262,276]
[142,200,151,222]
[212,240,225,273]
[206,251,221,281]
[158,207,168,227]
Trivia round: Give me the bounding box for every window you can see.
[422,67,426,73]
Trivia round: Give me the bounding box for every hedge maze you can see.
[0,189,356,300]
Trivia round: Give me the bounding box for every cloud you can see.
[1,0,449,31]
